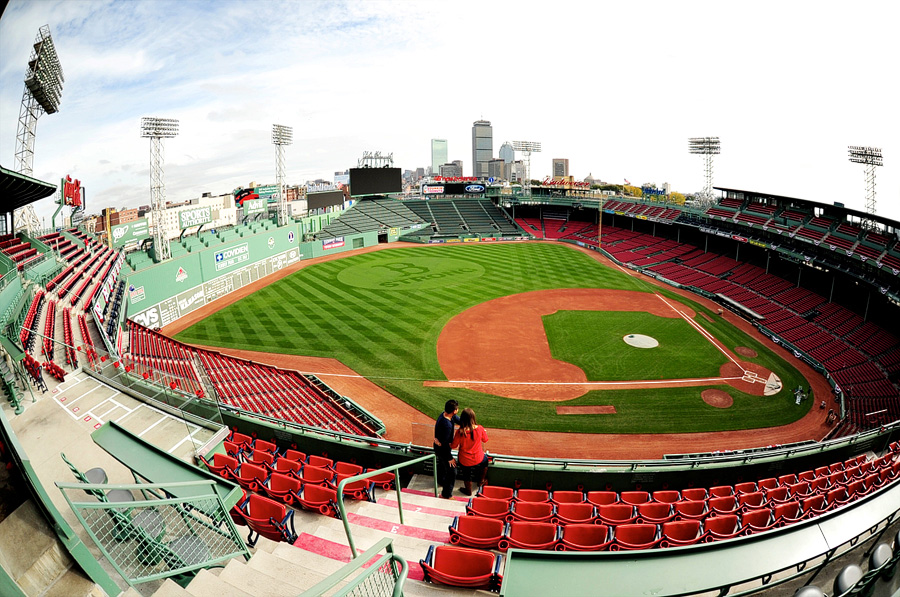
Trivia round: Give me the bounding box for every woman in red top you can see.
[450,408,489,496]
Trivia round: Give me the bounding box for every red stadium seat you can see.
[733,482,757,495]
[281,449,306,462]
[610,523,660,551]
[708,485,734,498]
[366,469,397,491]
[420,545,502,591]
[334,461,364,476]
[515,488,550,503]
[466,497,511,519]
[449,515,504,549]
[499,521,559,552]
[737,491,766,511]
[764,486,791,505]
[297,465,335,487]
[265,472,302,505]
[637,502,674,525]
[809,477,830,494]
[797,470,816,482]
[272,458,303,477]
[253,439,277,453]
[230,490,248,527]
[597,503,638,526]
[552,502,596,525]
[741,508,774,534]
[826,486,850,508]
[246,449,275,471]
[703,514,741,542]
[586,491,618,506]
[680,488,708,501]
[773,500,802,526]
[295,483,339,517]
[661,520,702,547]
[757,478,779,491]
[777,474,798,486]
[335,472,374,501]
[708,496,740,516]
[651,490,681,504]
[558,524,612,551]
[242,494,297,547]
[234,462,268,492]
[619,491,650,506]
[550,490,584,505]
[800,494,828,519]
[200,453,239,479]
[506,500,554,523]
[788,480,813,498]
[307,455,334,469]
[478,485,515,500]
[673,499,707,521]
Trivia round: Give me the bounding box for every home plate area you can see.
[740,369,783,396]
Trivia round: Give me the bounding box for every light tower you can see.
[13,25,65,234]
[141,117,179,262]
[511,141,542,193]
[847,146,883,230]
[688,136,721,206]
[272,124,293,226]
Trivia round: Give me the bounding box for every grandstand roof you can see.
[0,164,57,212]
[715,186,899,228]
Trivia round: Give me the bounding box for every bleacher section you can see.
[313,198,424,240]
[401,199,524,239]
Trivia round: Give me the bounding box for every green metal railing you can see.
[303,537,408,597]
[336,454,437,558]
[57,480,249,588]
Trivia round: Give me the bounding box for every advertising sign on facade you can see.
[256,184,279,201]
[110,218,150,248]
[61,175,82,207]
[214,242,250,271]
[179,206,212,229]
[323,237,344,250]
[243,197,266,215]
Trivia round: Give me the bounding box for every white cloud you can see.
[0,0,897,227]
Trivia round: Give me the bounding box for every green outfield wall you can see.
[126,223,376,329]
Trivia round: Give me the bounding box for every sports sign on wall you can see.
[243,197,266,215]
[61,175,82,207]
[110,218,150,248]
[179,206,212,229]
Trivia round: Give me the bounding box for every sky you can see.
[1,0,898,227]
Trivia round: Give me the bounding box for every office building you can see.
[499,142,514,164]
[552,158,569,179]
[472,120,493,178]
[440,161,463,178]
[431,139,448,176]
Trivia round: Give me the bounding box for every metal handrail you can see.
[336,453,437,558]
[302,536,408,597]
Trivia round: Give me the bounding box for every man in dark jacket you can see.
[434,400,460,499]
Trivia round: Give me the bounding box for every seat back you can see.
[281,449,306,462]
[253,439,277,453]
[673,500,707,520]
[300,465,335,485]
[478,485,514,500]
[334,461,364,476]
[509,501,554,522]
[742,508,773,532]
[757,478,778,491]
[773,500,800,523]
[598,503,636,524]
[307,455,334,469]
[704,514,740,540]
[619,491,650,506]
[709,485,734,498]
[550,490,584,505]
[467,497,511,518]
[738,491,765,510]
[765,486,790,503]
[553,502,595,524]
[661,520,702,546]
[506,521,558,545]
[652,490,680,504]
[708,495,738,514]
[733,482,757,495]
[243,494,290,543]
[637,502,672,523]
[274,458,303,476]
[586,491,618,506]
[515,488,550,503]
[561,524,611,550]
[612,523,659,550]
[454,515,504,540]
[680,488,707,501]
[430,545,496,578]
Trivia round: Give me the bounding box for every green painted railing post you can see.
[336,453,436,559]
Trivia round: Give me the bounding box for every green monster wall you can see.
[126,222,376,329]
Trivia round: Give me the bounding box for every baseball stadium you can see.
[3,161,900,596]
[1,22,899,597]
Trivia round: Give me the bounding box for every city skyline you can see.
[0,1,897,225]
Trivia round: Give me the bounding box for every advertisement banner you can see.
[323,237,345,250]
[243,197,266,215]
[214,242,249,271]
[179,206,212,229]
[110,218,150,248]
[256,184,279,201]
[61,175,82,207]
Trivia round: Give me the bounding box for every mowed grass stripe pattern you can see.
[176,242,811,434]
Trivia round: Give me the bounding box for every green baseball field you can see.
[174,242,812,434]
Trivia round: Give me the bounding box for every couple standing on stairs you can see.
[433,399,490,499]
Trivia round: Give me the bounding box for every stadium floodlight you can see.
[13,25,65,234]
[511,141,542,192]
[688,137,721,207]
[358,151,394,168]
[848,146,883,230]
[273,124,293,226]
[142,117,180,262]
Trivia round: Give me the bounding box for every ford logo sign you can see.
[465,185,485,193]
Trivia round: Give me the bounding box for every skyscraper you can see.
[552,158,569,179]
[431,139,448,177]
[472,120,493,178]
[499,142,514,164]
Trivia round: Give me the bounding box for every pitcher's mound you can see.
[624,334,659,348]
[735,346,758,358]
[702,389,734,408]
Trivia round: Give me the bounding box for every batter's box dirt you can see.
[556,405,618,415]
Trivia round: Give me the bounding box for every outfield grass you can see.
[175,242,812,433]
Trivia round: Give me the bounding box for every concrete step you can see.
[402,578,497,597]
[355,502,458,531]
[312,518,438,561]
[217,558,316,597]
[183,568,253,597]
[394,490,468,513]
[0,499,81,596]
[245,550,329,590]
[269,542,347,576]
[148,579,192,597]
[43,566,105,597]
